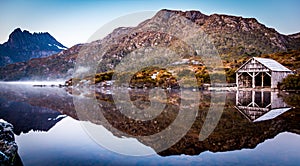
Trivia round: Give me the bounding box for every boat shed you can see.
[236,57,293,89]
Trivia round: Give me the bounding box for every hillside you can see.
[0,9,299,81]
[0,44,81,81]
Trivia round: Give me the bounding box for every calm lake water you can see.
[0,82,300,165]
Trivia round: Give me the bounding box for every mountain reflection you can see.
[0,83,73,135]
[0,83,299,156]
[0,99,65,135]
[72,88,299,156]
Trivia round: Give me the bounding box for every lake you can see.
[0,82,300,165]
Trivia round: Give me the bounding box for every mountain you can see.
[0,44,81,81]
[0,9,299,81]
[0,28,67,66]
[289,32,300,39]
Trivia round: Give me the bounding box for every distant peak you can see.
[10,28,32,37]
[13,27,22,31]
[11,28,52,36]
[23,30,30,34]
[3,28,67,51]
[33,31,51,37]
[11,28,23,34]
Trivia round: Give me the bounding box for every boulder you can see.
[0,120,18,166]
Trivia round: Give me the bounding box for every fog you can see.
[0,81,65,86]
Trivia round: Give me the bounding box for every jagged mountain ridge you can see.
[0,28,67,66]
[157,10,298,56]
[107,9,298,55]
[0,9,299,81]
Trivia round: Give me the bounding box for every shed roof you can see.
[237,57,292,72]
[253,57,291,72]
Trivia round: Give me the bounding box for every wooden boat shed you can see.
[236,57,293,89]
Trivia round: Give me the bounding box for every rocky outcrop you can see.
[0,120,18,165]
[0,28,67,66]
[288,32,300,39]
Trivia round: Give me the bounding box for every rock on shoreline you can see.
[0,120,19,165]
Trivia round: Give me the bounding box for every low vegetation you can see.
[278,74,300,91]
[261,49,300,73]
[66,49,300,89]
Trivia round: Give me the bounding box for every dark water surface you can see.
[0,82,300,165]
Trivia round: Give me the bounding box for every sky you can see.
[1,0,300,47]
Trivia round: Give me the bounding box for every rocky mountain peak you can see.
[4,28,66,50]
[7,28,30,48]
[10,27,22,34]
[0,28,67,66]
[158,9,207,18]
[147,10,273,35]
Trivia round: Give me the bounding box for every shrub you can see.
[278,74,300,90]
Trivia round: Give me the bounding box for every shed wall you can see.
[271,71,292,88]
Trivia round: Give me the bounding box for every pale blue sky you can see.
[1,0,299,47]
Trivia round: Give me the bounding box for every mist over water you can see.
[0,81,65,86]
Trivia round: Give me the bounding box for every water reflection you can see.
[70,87,299,156]
[235,90,291,122]
[0,99,65,135]
[0,83,300,164]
